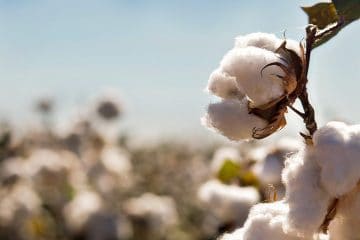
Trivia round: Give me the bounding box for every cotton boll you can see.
[197,180,260,225]
[220,47,288,107]
[100,145,132,177]
[253,138,303,185]
[63,191,103,233]
[220,201,304,240]
[207,69,245,99]
[282,150,332,237]
[328,185,360,240]
[235,32,282,52]
[253,154,283,185]
[124,193,178,232]
[220,228,245,240]
[202,98,268,140]
[313,121,360,197]
[211,147,242,174]
[0,180,41,224]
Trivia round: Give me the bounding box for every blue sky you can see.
[0,0,359,140]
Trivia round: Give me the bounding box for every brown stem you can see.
[299,88,317,136]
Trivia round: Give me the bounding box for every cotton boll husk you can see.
[328,184,360,240]
[235,32,282,52]
[282,149,332,237]
[197,180,260,225]
[220,46,287,107]
[211,147,242,174]
[207,68,245,99]
[63,191,103,233]
[313,121,360,197]
[202,98,268,140]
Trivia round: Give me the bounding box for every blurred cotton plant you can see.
[202,1,360,239]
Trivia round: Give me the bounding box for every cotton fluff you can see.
[235,32,302,60]
[253,153,284,185]
[63,191,103,232]
[202,98,268,141]
[220,201,305,240]
[100,145,132,177]
[282,150,331,237]
[211,147,242,174]
[253,138,303,185]
[235,32,282,52]
[220,46,288,107]
[124,193,178,231]
[207,68,245,99]
[198,180,260,224]
[328,185,360,240]
[313,121,360,197]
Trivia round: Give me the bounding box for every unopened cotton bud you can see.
[220,46,288,107]
[202,98,268,140]
[206,68,245,99]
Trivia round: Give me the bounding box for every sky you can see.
[0,0,359,141]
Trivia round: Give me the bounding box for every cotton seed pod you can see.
[202,98,268,141]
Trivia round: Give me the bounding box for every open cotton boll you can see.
[220,201,304,240]
[253,137,303,185]
[202,98,268,140]
[124,193,178,231]
[207,69,245,99]
[220,47,288,107]
[63,191,103,233]
[282,150,331,237]
[235,32,282,52]
[253,153,284,185]
[197,180,260,225]
[328,185,360,240]
[313,121,360,197]
[211,147,242,174]
[100,145,132,177]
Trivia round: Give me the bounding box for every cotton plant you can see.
[202,1,359,239]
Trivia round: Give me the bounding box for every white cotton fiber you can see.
[198,180,260,224]
[220,201,305,240]
[253,153,284,185]
[207,68,245,99]
[313,121,360,197]
[220,46,287,107]
[235,32,282,52]
[282,150,332,237]
[202,98,268,140]
[328,185,360,240]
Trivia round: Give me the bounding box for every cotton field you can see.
[0,1,359,240]
[0,93,309,239]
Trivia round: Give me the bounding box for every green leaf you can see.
[333,0,360,22]
[217,159,241,183]
[302,0,360,48]
[239,170,260,188]
[302,2,339,29]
